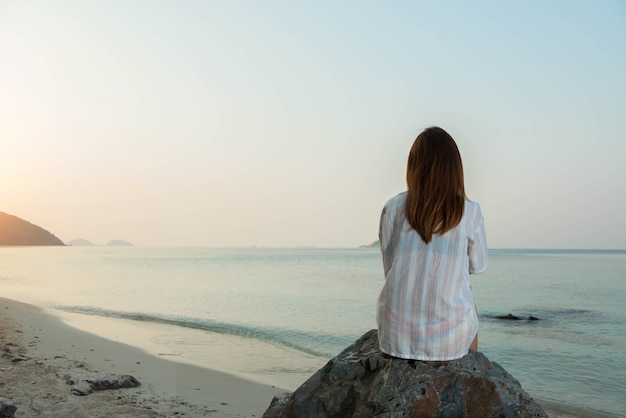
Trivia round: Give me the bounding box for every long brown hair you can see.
[405,127,466,243]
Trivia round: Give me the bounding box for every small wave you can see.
[529,307,596,316]
[55,305,348,358]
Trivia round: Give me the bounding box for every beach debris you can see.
[263,329,548,418]
[0,398,17,417]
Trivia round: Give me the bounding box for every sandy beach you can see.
[0,297,289,417]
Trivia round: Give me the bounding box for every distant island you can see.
[67,239,94,246]
[360,240,379,248]
[106,240,134,247]
[0,212,64,246]
[67,239,134,247]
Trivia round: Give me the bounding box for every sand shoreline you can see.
[0,297,288,417]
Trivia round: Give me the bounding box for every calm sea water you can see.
[1,246,624,417]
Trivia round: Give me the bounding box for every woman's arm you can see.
[468,203,488,274]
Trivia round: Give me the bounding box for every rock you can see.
[0,398,17,417]
[71,375,141,396]
[1,352,27,363]
[263,330,547,418]
[63,374,77,385]
[493,313,540,321]
[86,375,141,391]
[71,387,93,396]
[495,313,522,320]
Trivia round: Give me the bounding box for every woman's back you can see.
[377,192,487,360]
[377,127,488,361]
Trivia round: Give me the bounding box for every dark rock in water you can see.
[495,313,523,320]
[493,313,540,321]
[0,398,17,417]
[263,330,547,418]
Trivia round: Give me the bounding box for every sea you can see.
[1,246,624,417]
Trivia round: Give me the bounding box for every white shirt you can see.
[377,192,488,361]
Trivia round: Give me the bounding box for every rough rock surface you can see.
[0,398,18,418]
[263,330,547,418]
[70,374,141,396]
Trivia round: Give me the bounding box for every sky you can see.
[1,1,625,248]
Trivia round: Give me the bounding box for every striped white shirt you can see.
[377,192,488,360]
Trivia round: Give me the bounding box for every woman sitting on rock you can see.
[377,126,488,361]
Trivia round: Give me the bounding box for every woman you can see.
[377,126,488,361]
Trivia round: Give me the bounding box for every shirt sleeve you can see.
[468,203,488,274]
[379,204,393,278]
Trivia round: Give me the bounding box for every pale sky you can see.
[1,1,625,248]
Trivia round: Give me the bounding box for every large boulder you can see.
[263,330,547,418]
